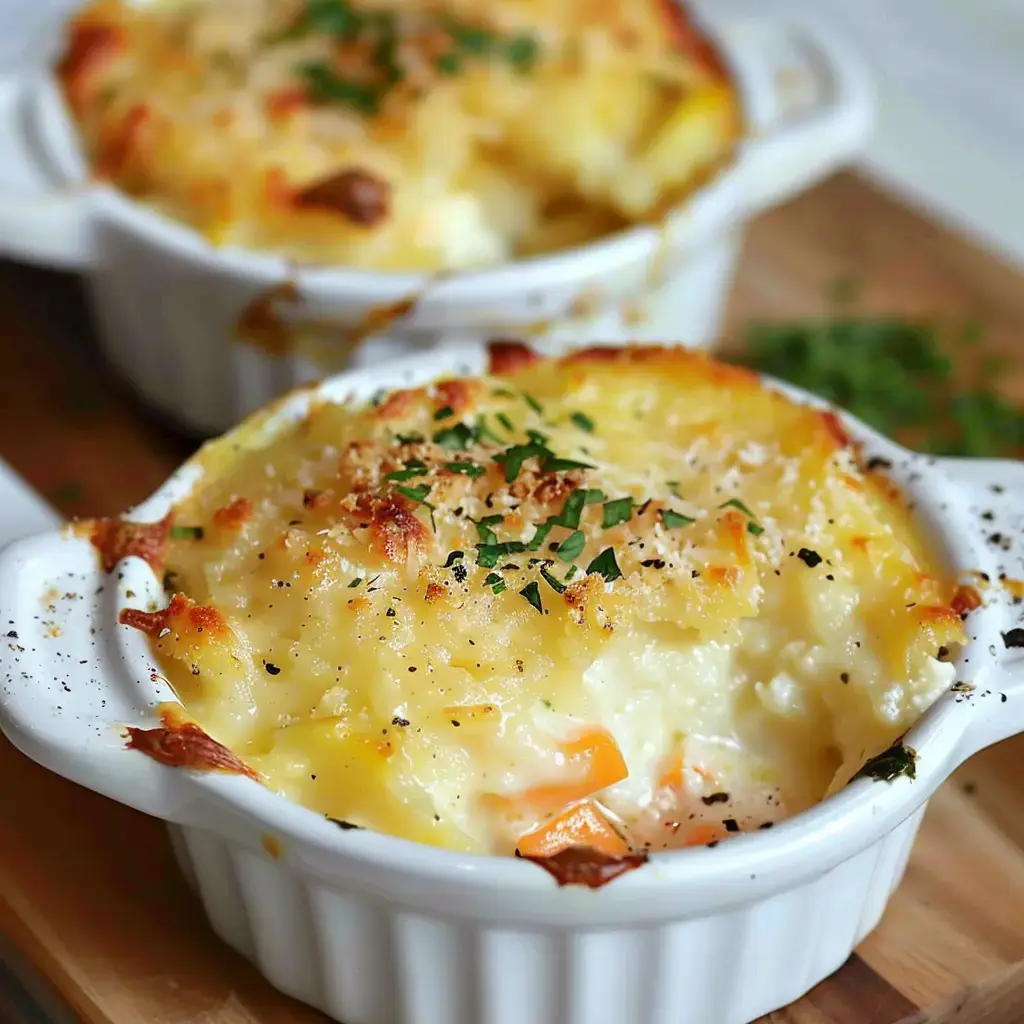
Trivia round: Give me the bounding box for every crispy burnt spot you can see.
[88,513,172,574]
[119,593,229,638]
[235,280,301,356]
[819,410,852,449]
[57,20,124,113]
[524,846,649,888]
[375,387,425,421]
[487,339,541,376]
[435,379,476,417]
[293,168,390,227]
[654,0,729,77]
[125,709,258,780]
[951,584,983,617]
[343,493,429,563]
[212,497,253,530]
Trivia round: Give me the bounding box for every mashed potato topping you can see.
[58,0,741,269]
[118,346,966,858]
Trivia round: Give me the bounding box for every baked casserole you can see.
[108,345,968,861]
[57,0,742,270]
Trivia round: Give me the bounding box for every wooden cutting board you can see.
[4,172,1024,1024]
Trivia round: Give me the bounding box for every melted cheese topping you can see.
[139,348,965,856]
[58,0,741,270]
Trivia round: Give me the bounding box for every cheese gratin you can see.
[58,0,741,270]
[116,345,967,859]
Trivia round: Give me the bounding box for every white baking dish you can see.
[0,7,872,436]
[2,344,1023,1024]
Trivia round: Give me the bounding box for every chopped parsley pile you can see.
[271,0,541,115]
[731,282,1024,458]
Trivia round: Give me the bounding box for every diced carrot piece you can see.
[658,746,716,791]
[517,801,630,858]
[520,728,628,810]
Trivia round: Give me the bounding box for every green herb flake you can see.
[483,572,503,587]
[477,541,526,569]
[473,417,505,445]
[347,577,363,588]
[540,567,566,594]
[433,422,475,450]
[493,440,549,483]
[564,565,579,582]
[491,580,507,594]
[522,392,543,414]
[719,498,764,535]
[526,520,555,551]
[583,488,606,505]
[496,412,515,434]
[553,490,587,529]
[385,459,429,482]
[587,547,622,583]
[570,411,595,433]
[170,525,205,540]
[852,740,917,784]
[445,461,485,478]
[660,509,695,529]
[395,431,425,445]
[296,62,380,113]
[519,580,544,613]
[475,514,504,544]
[434,405,455,421]
[506,32,540,71]
[395,483,432,504]
[449,21,496,55]
[542,455,595,474]
[435,52,461,75]
[556,530,585,562]
[602,497,634,529]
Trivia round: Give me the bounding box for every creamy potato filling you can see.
[122,348,966,857]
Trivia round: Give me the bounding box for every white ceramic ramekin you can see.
[2,344,1024,1024]
[0,7,872,436]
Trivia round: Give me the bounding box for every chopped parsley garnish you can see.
[506,32,540,71]
[347,577,363,588]
[660,509,695,529]
[395,483,431,503]
[540,567,566,594]
[493,440,547,482]
[170,525,204,540]
[519,580,544,613]
[583,488,606,504]
[526,521,555,551]
[434,405,455,421]
[385,459,428,482]
[448,21,497,54]
[602,497,634,529]
[496,412,515,433]
[433,422,475,450]
[435,52,461,75]
[526,428,549,445]
[443,551,465,568]
[474,417,505,445]
[483,572,503,586]
[475,514,504,544]
[556,530,585,562]
[564,565,579,582]
[491,580,507,594]
[552,490,587,529]
[477,541,526,569]
[523,392,544,414]
[719,498,764,535]
[571,411,595,433]
[295,62,380,113]
[587,547,622,583]
[395,431,425,445]
[444,461,485,478]
[542,455,595,473]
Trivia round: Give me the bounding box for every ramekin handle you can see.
[720,14,875,217]
[935,457,1024,759]
[0,74,95,269]
[0,532,200,823]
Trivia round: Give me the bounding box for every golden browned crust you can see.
[88,514,171,574]
[525,846,649,888]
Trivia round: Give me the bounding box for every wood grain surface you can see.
[3,171,1024,1024]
